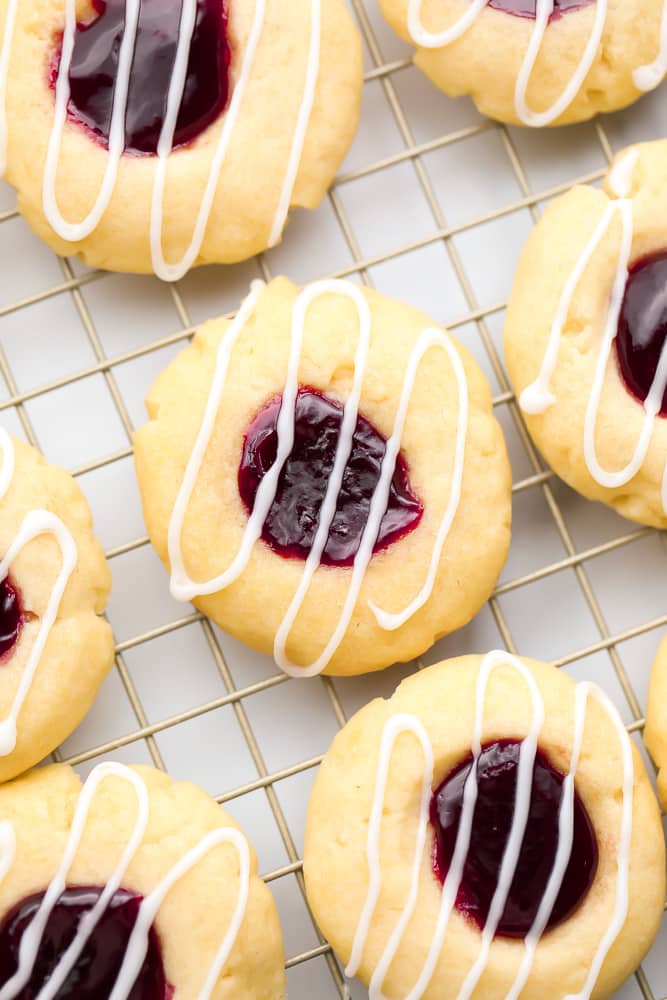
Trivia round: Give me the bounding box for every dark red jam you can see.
[488,0,591,17]
[0,577,24,661]
[53,0,231,155]
[0,886,170,999]
[616,252,667,418]
[238,387,423,568]
[430,740,598,938]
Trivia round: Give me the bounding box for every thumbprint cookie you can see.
[645,633,667,808]
[304,650,665,1000]
[0,0,362,278]
[0,762,286,998]
[379,0,667,126]
[133,277,512,677]
[505,140,667,528]
[0,429,113,783]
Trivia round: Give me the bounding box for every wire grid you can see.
[1,2,667,996]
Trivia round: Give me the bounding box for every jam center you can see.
[616,251,667,418]
[430,740,598,938]
[0,577,24,661]
[0,886,170,999]
[55,0,231,155]
[488,0,592,18]
[238,387,423,568]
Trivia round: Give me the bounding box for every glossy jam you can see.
[488,0,591,17]
[55,0,230,155]
[238,387,424,567]
[616,252,667,418]
[430,740,598,938]
[0,886,170,999]
[0,577,24,661]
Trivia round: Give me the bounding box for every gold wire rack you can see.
[1,1,666,997]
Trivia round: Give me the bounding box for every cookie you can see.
[378,0,667,126]
[304,650,665,1000]
[644,633,667,808]
[133,277,512,677]
[505,140,667,528]
[0,0,362,279]
[0,429,113,783]
[0,762,285,998]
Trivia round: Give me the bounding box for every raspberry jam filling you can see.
[430,740,598,938]
[0,886,170,999]
[238,387,424,568]
[616,251,667,418]
[53,0,231,155]
[0,577,24,661]
[488,0,591,17]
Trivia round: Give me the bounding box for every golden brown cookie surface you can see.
[505,140,667,528]
[379,0,666,126]
[0,0,362,275]
[304,652,665,999]
[645,633,667,808]
[0,431,113,782]
[0,763,285,998]
[134,277,512,677]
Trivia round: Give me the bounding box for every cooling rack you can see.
[1,1,666,997]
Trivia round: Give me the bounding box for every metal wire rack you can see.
[1,1,666,997]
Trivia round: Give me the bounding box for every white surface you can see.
[1,2,667,997]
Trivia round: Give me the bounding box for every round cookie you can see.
[505,140,667,528]
[0,762,285,998]
[378,0,667,127]
[304,650,665,1000]
[133,277,512,677]
[644,633,667,809]
[0,0,362,279]
[0,429,113,783]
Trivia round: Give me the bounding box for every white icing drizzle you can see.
[6,0,320,277]
[168,278,265,601]
[0,762,251,1000]
[514,0,607,128]
[406,0,667,127]
[273,282,373,678]
[408,0,489,46]
[43,0,141,241]
[112,826,250,1000]
[368,331,467,633]
[0,764,149,1000]
[268,0,321,248]
[520,149,667,516]
[150,0,266,281]
[347,650,634,1000]
[167,279,468,677]
[0,429,78,756]
[0,0,18,177]
[345,714,434,991]
[563,683,633,1000]
[633,0,667,91]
